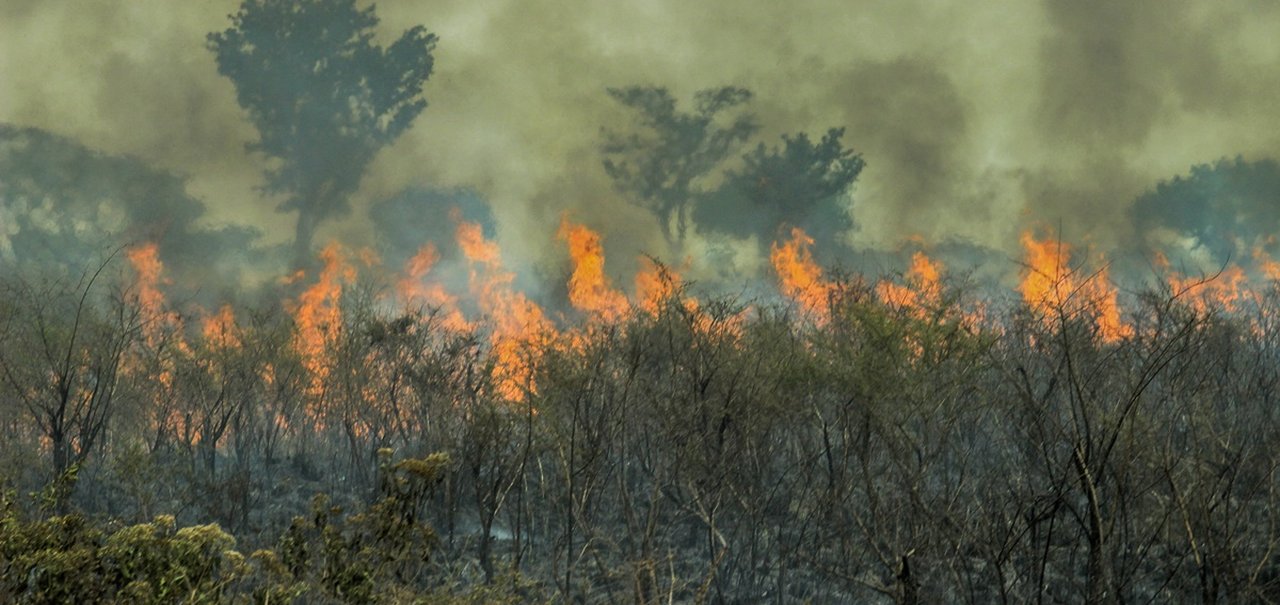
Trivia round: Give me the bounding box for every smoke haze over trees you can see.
[7,0,1280,601]
[0,124,267,295]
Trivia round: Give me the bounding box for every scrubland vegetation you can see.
[5,0,1280,602]
[3,249,1280,604]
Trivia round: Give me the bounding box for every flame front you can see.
[126,241,191,442]
[1019,232,1131,342]
[877,251,943,316]
[771,227,832,320]
[559,217,629,322]
[127,242,181,343]
[289,243,356,416]
[635,257,685,315]
[1157,251,1250,315]
[202,304,240,350]
[397,243,469,331]
[457,221,554,400]
[1018,233,1071,313]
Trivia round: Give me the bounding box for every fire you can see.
[1092,273,1130,342]
[635,257,684,315]
[127,242,182,343]
[127,243,165,317]
[1157,251,1250,314]
[558,217,629,322]
[396,243,469,331]
[1018,233,1071,312]
[877,251,943,316]
[457,221,555,400]
[1019,232,1131,342]
[201,304,240,349]
[289,243,356,412]
[126,242,191,444]
[1254,245,1280,283]
[770,227,833,320]
[456,221,502,266]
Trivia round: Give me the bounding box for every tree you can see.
[0,258,142,512]
[602,86,758,246]
[208,0,437,266]
[1130,157,1280,254]
[695,128,864,251]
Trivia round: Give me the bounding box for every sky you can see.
[2,0,1280,283]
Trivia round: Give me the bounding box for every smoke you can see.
[3,0,1280,288]
[827,57,973,248]
[0,124,279,302]
[1021,0,1280,247]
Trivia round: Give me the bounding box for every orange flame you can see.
[1018,233,1071,313]
[201,304,240,349]
[1158,251,1250,314]
[877,251,943,316]
[1254,245,1280,284]
[127,242,181,343]
[770,227,832,320]
[396,243,469,331]
[559,217,629,322]
[1019,232,1130,342]
[126,242,192,444]
[127,243,164,314]
[457,221,554,400]
[635,257,685,315]
[289,243,356,413]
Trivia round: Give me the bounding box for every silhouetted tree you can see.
[602,86,757,246]
[208,0,437,266]
[1129,156,1280,267]
[696,128,864,250]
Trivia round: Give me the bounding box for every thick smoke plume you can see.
[2,0,1280,296]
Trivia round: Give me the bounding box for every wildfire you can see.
[112,213,1280,456]
[126,242,191,444]
[289,243,356,411]
[202,304,241,349]
[877,251,943,316]
[1256,245,1280,283]
[1156,251,1250,314]
[457,220,555,400]
[559,217,629,322]
[127,242,182,344]
[635,256,684,315]
[1019,232,1131,342]
[396,243,469,331]
[127,243,164,313]
[771,227,833,320]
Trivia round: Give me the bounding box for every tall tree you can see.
[601,86,757,246]
[208,0,437,266]
[695,128,864,251]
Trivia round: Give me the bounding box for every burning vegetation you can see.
[9,215,1280,602]
[8,0,1280,603]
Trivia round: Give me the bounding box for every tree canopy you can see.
[208,0,437,265]
[696,127,864,250]
[602,86,863,252]
[601,86,758,246]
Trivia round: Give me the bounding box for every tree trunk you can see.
[1073,447,1115,605]
[898,554,920,605]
